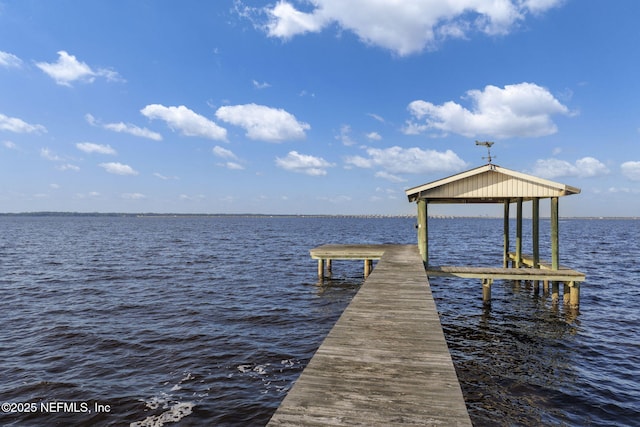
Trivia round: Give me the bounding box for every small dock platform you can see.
[310,244,392,279]
[269,244,471,426]
[427,264,584,307]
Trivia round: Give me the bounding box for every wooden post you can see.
[317,259,324,280]
[482,278,493,305]
[569,282,580,308]
[551,196,559,270]
[364,259,373,278]
[516,198,523,268]
[563,282,571,305]
[503,201,510,268]
[552,281,559,304]
[326,259,332,277]
[417,199,428,266]
[532,198,540,269]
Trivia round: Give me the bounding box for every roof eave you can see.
[405,164,582,202]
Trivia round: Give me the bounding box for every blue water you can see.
[0,216,638,426]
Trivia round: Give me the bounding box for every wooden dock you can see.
[310,244,585,308]
[310,244,391,279]
[268,245,472,426]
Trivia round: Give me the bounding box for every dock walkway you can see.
[268,244,471,426]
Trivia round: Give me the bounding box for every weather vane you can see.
[475,141,495,164]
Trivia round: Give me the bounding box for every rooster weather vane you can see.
[475,141,495,164]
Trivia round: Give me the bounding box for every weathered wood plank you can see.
[427,265,585,281]
[309,244,390,260]
[269,245,471,427]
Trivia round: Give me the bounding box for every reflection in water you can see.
[434,276,589,426]
[1,217,638,426]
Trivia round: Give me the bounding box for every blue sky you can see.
[1,1,639,216]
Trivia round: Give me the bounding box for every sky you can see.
[1,0,639,216]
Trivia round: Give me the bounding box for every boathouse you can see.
[405,163,585,307]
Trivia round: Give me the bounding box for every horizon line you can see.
[1,212,638,220]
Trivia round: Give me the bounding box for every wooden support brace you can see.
[317,259,324,280]
[326,259,332,277]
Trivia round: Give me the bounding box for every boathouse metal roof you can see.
[405,164,581,204]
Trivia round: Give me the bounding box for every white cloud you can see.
[86,113,162,141]
[74,192,100,199]
[76,142,117,155]
[406,82,571,138]
[336,124,356,146]
[3,140,17,149]
[275,151,334,175]
[103,122,162,141]
[180,194,206,201]
[154,172,179,180]
[298,89,315,98]
[264,1,328,38]
[257,0,562,55]
[531,158,574,178]
[607,187,640,194]
[621,161,640,181]
[375,171,407,183]
[213,146,244,169]
[99,162,139,176]
[366,131,382,141]
[40,146,82,171]
[141,104,227,141]
[212,145,238,159]
[0,113,46,134]
[368,113,385,123]
[35,51,123,86]
[0,51,22,68]
[222,161,245,170]
[523,0,564,14]
[122,193,146,199]
[57,163,80,172]
[532,157,609,179]
[575,157,610,177]
[252,79,271,89]
[215,103,309,142]
[40,148,62,161]
[345,146,467,175]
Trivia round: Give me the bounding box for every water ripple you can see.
[1,216,638,426]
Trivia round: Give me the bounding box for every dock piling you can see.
[552,281,560,303]
[364,259,373,277]
[563,282,571,306]
[482,278,493,305]
[569,282,580,309]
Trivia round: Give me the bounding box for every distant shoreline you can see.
[0,212,638,220]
